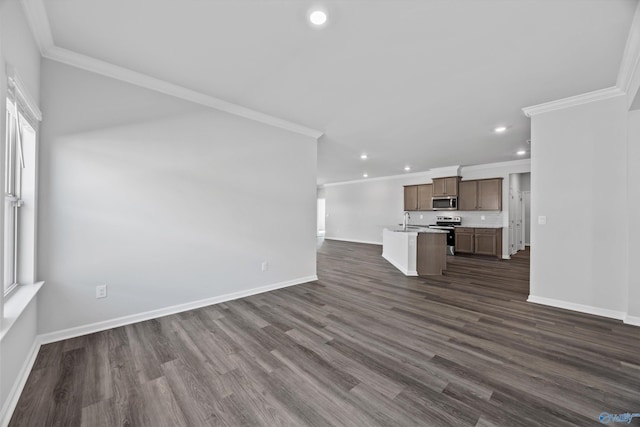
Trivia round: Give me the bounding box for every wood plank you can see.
[9,241,640,427]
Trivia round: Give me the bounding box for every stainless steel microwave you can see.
[432,196,458,210]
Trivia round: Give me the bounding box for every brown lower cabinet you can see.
[417,232,447,275]
[454,227,502,258]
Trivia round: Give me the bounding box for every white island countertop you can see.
[387,225,448,233]
[455,224,503,228]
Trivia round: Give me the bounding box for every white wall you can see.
[37,60,318,334]
[325,174,418,245]
[530,95,629,317]
[0,0,41,420]
[324,160,530,258]
[628,109,640,321]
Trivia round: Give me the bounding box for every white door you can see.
[523,191,531,246]
[317,198,326,236]
[516,191,524,251]
[509,188,517,255]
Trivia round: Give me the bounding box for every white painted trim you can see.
[38,275,317,344]
[522,87,625,117]
[323,171,433,187]
[429,165,461,179]
[617,2,640,103]
[527,295,627,321]
[19,0,323,140]
[43,47,322,139]
[19,0,54,54]
[324,237,382,245]
[323,160,531,187]
[6,65,42,121]
[0,338,41,427]
[0,282,44,341]
[460,159,531,173]
[381,253,418,276]
[624,315,640,327]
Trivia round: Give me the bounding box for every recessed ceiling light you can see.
[309,9,328,26]
[363,173,368,178]
[517,150,526,155]
[360,154,368,160]
[494,126,507,133]
[404,166,411,171]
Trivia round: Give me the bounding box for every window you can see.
[3,70,39,297]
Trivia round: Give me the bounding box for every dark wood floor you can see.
[10,241,640,426]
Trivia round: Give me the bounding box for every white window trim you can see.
[0,64,43,330]
[6,65,42,124]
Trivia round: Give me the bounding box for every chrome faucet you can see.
[403,211,410,230]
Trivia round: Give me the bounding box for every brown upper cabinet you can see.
[404,184,433,211]
[404,185,418,211]
[417,184,433,211]
[457,178,502,211]
[432,177,459,197]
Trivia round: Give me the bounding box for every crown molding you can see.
[460,158,531,173]
[323,170,433,187]
[322,159,531,187]
[6,64,42,121]
[19,0,53,54]
[19,0,323,140]
[44,47,323,139]
[429,165,461,178]
[522,87,625,117]
[617,2,640,107]
[523,2,640,115]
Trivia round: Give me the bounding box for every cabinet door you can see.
[432,179,446,197]
[477,179,502,210]
[433,177,459,197]
[404,186,418,211]
[455,230,474,253]
[417,233,447,275]
[474,232,497,256]
[417,184,433,210]
[458,181,477,211]
[444,177,459,196]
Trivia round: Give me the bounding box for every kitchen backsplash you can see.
[458,212,503,226]
[407,211,504,227]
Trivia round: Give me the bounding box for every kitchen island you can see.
[382,227,448,276]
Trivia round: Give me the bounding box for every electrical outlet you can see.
[481,215,486,220]
[419,214,423,219]
[261,261,269,272]
[538,215,547,225]
[96,284,107,299]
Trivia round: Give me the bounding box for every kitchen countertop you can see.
[387,226,448,233]
[455,224,503,229]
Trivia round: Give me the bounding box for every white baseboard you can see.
[381,253,418,276]
[39,275,317,345]
[527,295,627,321]
[0,338,41,427]
[324,237,382,246]
[624,315,640,327]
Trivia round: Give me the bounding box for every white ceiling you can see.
[38,0,638,184]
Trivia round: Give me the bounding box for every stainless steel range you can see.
[428,215,461,255]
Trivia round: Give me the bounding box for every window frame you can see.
[1,66,42,302]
